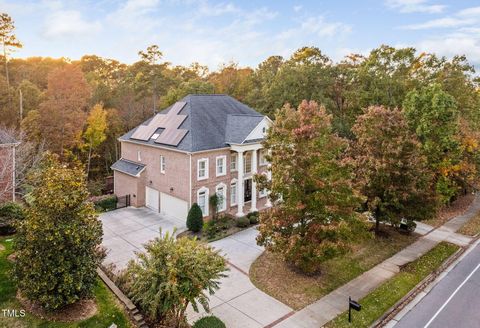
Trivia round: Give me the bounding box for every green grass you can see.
[0,236,131,328]
[250,226,418,310]
[326,242,459,328]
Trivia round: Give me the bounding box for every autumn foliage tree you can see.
[403,84,462,203]
[256,100,360,274]
[37,65,91,156]
[83,103,107,177]
[349,106,437,235]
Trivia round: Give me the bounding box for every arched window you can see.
[197,187,209,216]
[215,183,227,212]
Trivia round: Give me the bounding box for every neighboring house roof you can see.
[0,130,18,146]
[111,159,146,177]
[120,94,266,152]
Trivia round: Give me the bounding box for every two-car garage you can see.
[145,186,188,220]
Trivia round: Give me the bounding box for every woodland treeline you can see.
[1,12,479,201]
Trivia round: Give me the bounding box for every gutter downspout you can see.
[189,153,192,209]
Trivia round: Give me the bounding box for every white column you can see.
[250,150,258,212]
[236,151,245,217]
[266,169,272,207]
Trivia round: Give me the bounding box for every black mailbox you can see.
[349,299,361,311]
[348,296,361,323]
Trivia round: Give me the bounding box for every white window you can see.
[216,183,227,212]
[160,155,166,173]
[197,158,209,180]
[197,187,209,216]
[137,151,142,162]
[244,152,252,174]
[259,172,268,197]
[230,153,237,171]
[216,155,226,177]
[230,180,237,205]
[259,149,268,166]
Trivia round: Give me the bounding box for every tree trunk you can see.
[87,144,92,179]
[375,218,380,236]
[3,38,9,88]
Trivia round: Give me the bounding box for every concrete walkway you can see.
[186,227,294,327]
[274,194,480,328]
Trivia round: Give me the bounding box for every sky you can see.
[1,0,480,71]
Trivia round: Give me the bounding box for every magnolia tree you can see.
[256,100,361,274]
[14,154,103,309]
[349,106,437,235]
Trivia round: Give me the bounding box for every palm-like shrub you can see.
[14,154,103,310]
[187,203,203,232]
[121,231,227,327]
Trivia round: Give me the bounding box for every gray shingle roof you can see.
[111,159,146,177]
[120,94,265,152]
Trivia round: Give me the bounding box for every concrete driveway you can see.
[100,207,186,271]
[186,227,294,327]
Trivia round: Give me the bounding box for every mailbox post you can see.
[348,296,362,323]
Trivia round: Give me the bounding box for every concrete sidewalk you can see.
[274,194,480,328]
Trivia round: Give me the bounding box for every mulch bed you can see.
[424,193,475,227]
[17,291,97,322]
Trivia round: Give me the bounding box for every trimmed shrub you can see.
[91,194,117,212]
[187,203,204,232]
[14,154,103,310]
[236,216,250,228]
[0,202,25,235]
[193,316,226,328]
[249,214,259,225]
[203,220,219,239]
[121,231,228,326]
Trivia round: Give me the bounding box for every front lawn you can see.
[249,226,418,310]
[0,237,131,328]
[325,242,459,328]
[458,213,480,236]
[424,193,474,227]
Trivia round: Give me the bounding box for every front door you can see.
[244,179,252,202]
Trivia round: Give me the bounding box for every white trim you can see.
[137,150,141,162]
[197,158,209,180]
[160,155,166,174]
[259,149,268,166]
[243,117,272,143]
[259,172,268,198]
[215,183,227,212]
[216,155,227,177]
[120,138,231,155]
[197,187,209,217]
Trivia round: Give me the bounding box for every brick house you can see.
[0,131,19,203]
[111,94,272,220]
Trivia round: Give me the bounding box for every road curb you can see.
[371,245,465,328]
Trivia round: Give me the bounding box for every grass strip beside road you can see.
[325,242,459,328]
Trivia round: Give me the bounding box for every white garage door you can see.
[145,186,159,212]
[160,193,188,220]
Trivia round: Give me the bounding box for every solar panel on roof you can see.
[130,102,187,143]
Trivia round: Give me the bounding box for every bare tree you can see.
[0,126,44,202]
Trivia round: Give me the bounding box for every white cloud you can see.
[416,33,480,63]
[197,1,239,16]
[457,6,480,17]
[107,0,160,30]
[385,0,446,14]
[42,10,101,39]
[401,17,474,30]
[293,5,303,13]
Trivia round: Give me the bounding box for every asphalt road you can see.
[394,241,480,328]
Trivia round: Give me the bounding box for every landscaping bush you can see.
[217,213,235,230]
[0,202,25,235]
[120,230,228,327]
[14,154,103,310]
[91,194,117,212]
[236,216,250,228]
[187,203,204,232]
[193,315,226,328]
[203,220,219,239]
[247,212,259,224]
